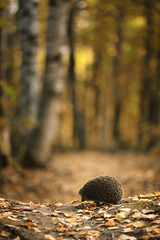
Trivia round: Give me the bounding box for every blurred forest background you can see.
[0,0,160,203]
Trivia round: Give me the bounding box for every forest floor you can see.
[0,151,160,204]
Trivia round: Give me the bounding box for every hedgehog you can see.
[79,175,124,204]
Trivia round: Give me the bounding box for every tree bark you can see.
[68,3,86,149]
[22,0,71,167]
[19,0,39,118]
[0,5,10,159]
[137,0,154,149]
[112,4,124,145]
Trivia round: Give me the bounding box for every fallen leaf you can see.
[63,212,74,217]
[0,211,12,219]
[123,228,133,233]
[116,212,129,221]
[129,221,145,228]
[119,208,131,213]
[78,231,87,236]
[150,228,160,234]
[146,226,158,232]
[53,203,64,207]
[132,212,157,220]
[132,195,139,200]
[20,222,39,228]
[118,234,136,240]
[104,219,117,227]
[0,201,11,208]
[12,237,20,240]
[141,209,154,214]
[153,220,160,224]
[87,230,100,236]
[44,234,56,240]
[70,200,81,204]
[0,231,10,237]
[66,217,77,223]
[108,226,119,230]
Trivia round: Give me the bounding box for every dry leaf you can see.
[108,226,119,230]
[12,237,20,240]
[104,219,117,227]
[116,212,129,221]
[123,228,133,233]
[146,226,157,232]
[0,201,11,208]
[119,234,136,240]
[21,222,39,228]
[132,211,157,220]
[63,212,74,217]
[44,234,56,240]
[53,203,64,207]
[66,217,77,223]
[132,195,139,200]
[141,209,154,214]
[130,221,145,228]
[119,208,131,213]
[0,231,10,237]
[153,220,160,224]
[0,211,12,219]
[78,231,87,236]
[87,230,100,236]
[70,200,81,204]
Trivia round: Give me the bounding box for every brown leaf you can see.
[0,231,10,237]
[78,231,87,236]
[104,219,117,227]
[116,212,129,221]
[118,234,136,240]
[21,222,39,228]
[66,217,77,223]
[129,221,145,228]
[44,235,56,240]
[123,228,133,233]
[0,201,11,208]
[0,211,12,219]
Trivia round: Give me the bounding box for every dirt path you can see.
[0,152,160,203]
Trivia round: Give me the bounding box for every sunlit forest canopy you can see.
[0,0,160,167]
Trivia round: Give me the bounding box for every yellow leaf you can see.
[66,217,77,223]
[78,231,86,236]
[132,195,139,200]
[104,219,117,227]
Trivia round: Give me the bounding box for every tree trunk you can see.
[68,3,86,149]
[19,0,39,118]
[137,0,154,149]
[112,4,124,146]
[22,0,71,167]
[0,5,10,161]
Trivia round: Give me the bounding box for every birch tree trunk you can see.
[22,0,71,167]
[19,0,39,118]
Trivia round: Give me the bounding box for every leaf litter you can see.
[0,192,160,239]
